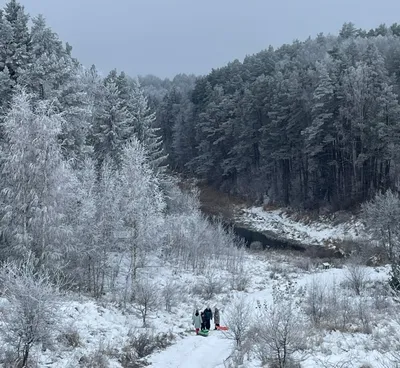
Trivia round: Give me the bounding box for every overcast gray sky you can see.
[1,0,400,78]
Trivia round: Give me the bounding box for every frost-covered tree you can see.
[0,257,59,367]
[55,63,92,164]
[93,80,131,170]
[2,0,30,81]
[361,189,400,260]
[0,90,76,263]
[162,206,244,275]
[65,158,100,293]
[133,277,159,326]
[119,138,165,285]
[129,78,168,172]
[0,10,14,73]
[19,14,64,99]
[0,66,14,113]
[94,158,122,297]
[222,295,253,365]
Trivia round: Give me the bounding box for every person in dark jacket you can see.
[214,307,220,330]
[200,311,206,330]
[203,306,213,330]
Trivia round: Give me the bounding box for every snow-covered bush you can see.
[223,295,253,356]
[304,277,327,326]
[203,269,225,298]
[79,347,110,368]
[366,279,393,313]
[0,349,39,368]
[161,211,245,275]
[344,259,370,295]
[254,282,308,368]
[0,258,60,367]
[293,257,315,272]
[229,269,251,291]
[192,272,224,299]
[161,279,179,312]
[120,330,175,367]
[57,326,82,348]
[304,278,374,333]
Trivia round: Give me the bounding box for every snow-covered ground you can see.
[149,260,392,368]
[3,209,397,368]
[236,206,366,245]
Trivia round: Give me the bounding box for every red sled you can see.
[216,326,229,331]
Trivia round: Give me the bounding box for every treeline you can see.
[149,22,400,210]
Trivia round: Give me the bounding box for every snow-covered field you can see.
[2,208,397,368]
[149,259,392,368]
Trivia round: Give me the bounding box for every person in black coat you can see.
[203,306,213,330]
[214,307,220,330]
[200,311,206,330]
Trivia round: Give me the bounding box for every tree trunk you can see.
[21,343,31,368]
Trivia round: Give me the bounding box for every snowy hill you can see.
[1,207,396,368]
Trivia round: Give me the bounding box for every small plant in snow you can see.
[120,329,175,367]
[79,345,110,368]
[57,326,82,348]
[356,297,372,334]
[344,258,370,295]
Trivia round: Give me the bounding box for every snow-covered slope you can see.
[11,248,392,368]
[3,209,395,368]
[149,260,391,368]
[236,206,366,245]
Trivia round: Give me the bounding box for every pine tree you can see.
[171,97,196,171]
[3,0,30,81]
[0,66,14,114]
[130,78,168,173]
[93,80,131,170]
[188,84,231,181]
[19,14,65,99]
[303,61,337,203]
[0,9,14,72]
[158,87,182,156]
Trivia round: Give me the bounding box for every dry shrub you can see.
[57,326,81,348]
